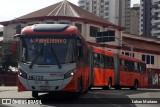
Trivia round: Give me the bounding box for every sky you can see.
[0,0,140,27]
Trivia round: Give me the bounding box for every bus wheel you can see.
[108,79,112,90]
[130,80,138,90]
[102,79,112,90]
[74,77,83,98]
[32,91,39,98]
[77,77,83,93]
[133,80,138,90]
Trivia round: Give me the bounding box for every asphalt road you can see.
[0,86,160,107]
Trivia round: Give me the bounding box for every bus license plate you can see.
[40,86,50,90]
[28,75,43,80]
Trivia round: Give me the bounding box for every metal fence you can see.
[0,73,17,86]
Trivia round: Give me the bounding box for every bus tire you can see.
[108,79,112,90]
[130,80,138,90]
[77,77,83,93]
[32,91,39,98]
[102,78,112,90]
[133,80,138,90]
[74,77,83,98]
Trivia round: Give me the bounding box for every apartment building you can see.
[129,4,140,35]
[78,0,131,32]
[140,0,160,38]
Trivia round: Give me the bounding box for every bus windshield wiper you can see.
[51,47,62,69]
[29,45,43,69]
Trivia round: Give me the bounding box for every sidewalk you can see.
[0,86,17,92]
[138,88,160,91]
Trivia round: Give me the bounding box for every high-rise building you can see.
[129,4,140,35]
[139,0,160,38]
[78,0,131,32]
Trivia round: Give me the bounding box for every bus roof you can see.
[92,46,114,56]
[92,46,145,63]
[21,24,78,36]
[119,54,145,63]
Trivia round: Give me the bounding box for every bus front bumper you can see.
[18,75,77,92]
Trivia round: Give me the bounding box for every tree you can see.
[0,41,18,74]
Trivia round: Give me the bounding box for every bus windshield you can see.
[22,37,76,66]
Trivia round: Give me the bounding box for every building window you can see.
[125,52,129,56]
[86,2,89,5]
[151,56,154,64]
[122,52,135,57]
[142,54,145,62]
[105,7,109,11]
[75,23,82,33]
[105,12,109,16]
[59,22,70,24]
[105,1,109,5]
[79,1,84,4]
[90,26,100,37]
[141,54,155,64]
[80,6,85,8]
[147,55,150,64]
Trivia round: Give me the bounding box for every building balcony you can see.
[151,4,158,8]
[152,30,160,34]
[151,19,160,23]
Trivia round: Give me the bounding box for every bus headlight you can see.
[18,68,27,79]
[64,69,76,79]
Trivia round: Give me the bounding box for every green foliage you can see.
[0,42,18,74]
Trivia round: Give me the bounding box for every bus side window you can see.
[104,56,109,69]
[139,63,144,74]
[139,63,146,74]
[127,61,131,72]
[120,59,125,71]
[139,64,142,74]
[134,62,138,72]
[109,57,114,69]
[137,62,140,73]
[94,53,100,68]
[93,53,97,67]
[124,60,128,71]
[100,55,104,68]
[128,61,134,72]
[142,64,146,74]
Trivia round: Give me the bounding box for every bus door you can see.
[119,59,130,86]
[93,53,104,86]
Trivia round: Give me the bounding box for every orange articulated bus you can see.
[91,46,148,90]
[14,24,91,98]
